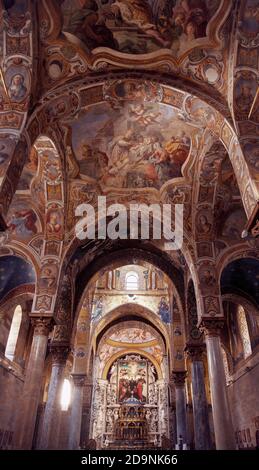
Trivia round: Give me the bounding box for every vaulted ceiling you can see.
[0,0,258,317]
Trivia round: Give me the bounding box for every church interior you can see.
[0,0,259,451]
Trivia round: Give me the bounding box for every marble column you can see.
[202,320,236,450]
[186,344,211,450]
[172,371,188,447]
[14,317,52,449]
[68,374,86,449]
[38,344,69,449]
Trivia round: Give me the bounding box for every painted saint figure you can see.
[8,209,37,238]
[158,296,171,323]
[8,74,27,101]
[66,0,117,50]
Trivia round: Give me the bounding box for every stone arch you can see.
[222,293,259,353]
[73,302,171,377]
[0,254,36,306]
[230,0,259,203]
[27,134,65,315]
[5,304,22,361]
[71,243,184,315]
[220,257,259,309]
[217,245,259,280]
[222,293,259,317]
[25,72,258,217]
[0,1,34,218]
[191,136,252,319]
[91,304,169,350]
[0,292,33,368]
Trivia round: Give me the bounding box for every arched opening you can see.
[90,313,168,450]
[72,252,178,450]
[60,378,72,411]
[5,305,22,361]
[125,271,139,290]
[221,258,259,366]
[236,305,252,360]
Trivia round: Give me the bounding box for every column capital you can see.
[171,370,187,387]
[31,317,53,336]
[50,343,70,365]
[71,373,86,387]
[185,343,205,362]
[200,318,225,337]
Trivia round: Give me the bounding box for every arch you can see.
[72,243,185,319]
[230,1,259,207]
[60,378,72,411]
[0,290,34,313]
[236,304,252,359]
[0,255,36,304]
[222,293,258,355]
[26,73,258,218]
[102,349,162,381]
[221,257,259,308]
[89,303,170,357]
[217,245,258,279]
[28,134,66,315]
[125,271,139,291]
[72,301,173,379]
[5,304,22,361]
[222,293,259,317]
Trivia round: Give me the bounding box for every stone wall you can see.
[227,348,259,449]
[0,355,24,449]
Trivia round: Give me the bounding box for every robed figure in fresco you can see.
[66,0,117,50]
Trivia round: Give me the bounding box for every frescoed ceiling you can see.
[61,0,222,57]
[97,319,165,375]
[0,0,258,319]
[68,96,192,190]
[38,0,232,101]
[108,327,156,344]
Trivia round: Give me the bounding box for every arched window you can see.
[5,305,22,361]
[237,305,252,359]
[125,272,139,290]
[60,378,71,411]
[221,347,231,384]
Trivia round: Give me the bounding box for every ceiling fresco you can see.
[6,201,40,240]
[61,0,222,57]
[0,136,16,181]
[98,324,164,374]
[69,90,193,190]
[108,327,156,344]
